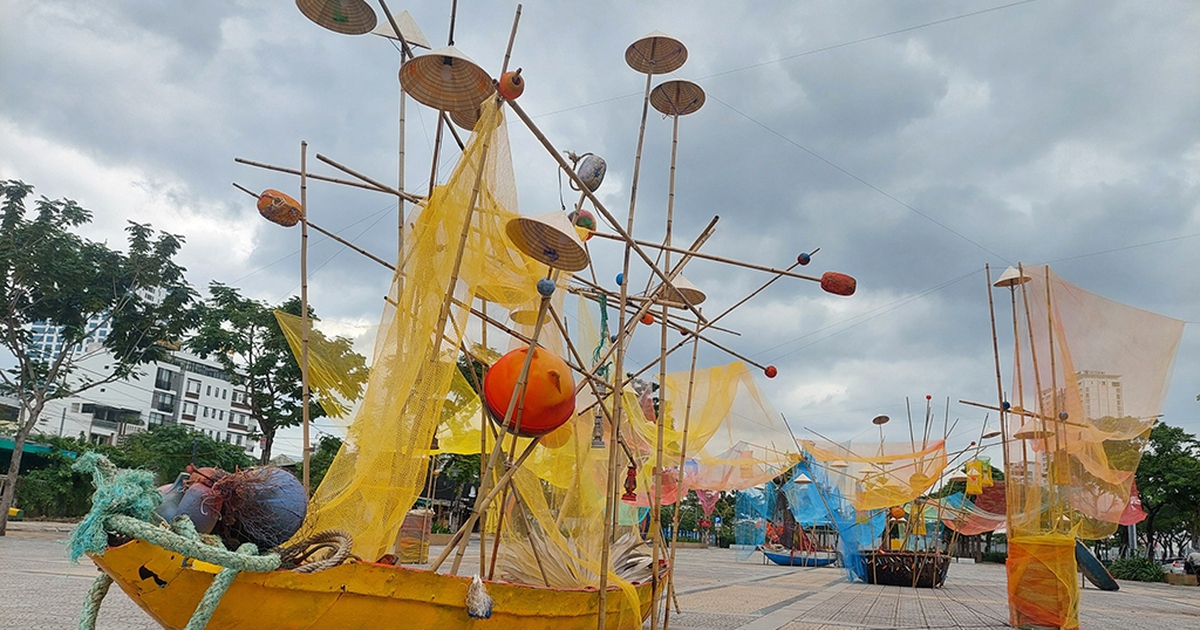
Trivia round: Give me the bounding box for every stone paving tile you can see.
[6,524,1200,630]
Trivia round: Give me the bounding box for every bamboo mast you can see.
[662,313,702,630]
[300,141,312,493]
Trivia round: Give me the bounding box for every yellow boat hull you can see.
[90,540,655,630]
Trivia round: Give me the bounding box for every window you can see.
[206,385,212,396]
[183,402,197,417]
[203,406,210,418]
[155,367,178,392]
[151,391,176,413]
[218,410,225,422]
[71,402,81,413]
[222,389,228,400]
[186,379,201,394]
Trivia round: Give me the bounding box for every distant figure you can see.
[1185,550,1200,575]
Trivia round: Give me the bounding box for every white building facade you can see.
[33,345,259,456]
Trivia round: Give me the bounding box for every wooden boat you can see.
[761,549,837,567]
[90,539,657,630]
[1075,539,1119,592]
[861,550,949,588]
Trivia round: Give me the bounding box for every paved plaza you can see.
[2,520,1197,629]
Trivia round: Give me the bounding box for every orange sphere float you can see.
[890,506,907,519]
[640,311,655,325]
[497,69,525,101]
[483,346,576,436]
[257,189,303,227]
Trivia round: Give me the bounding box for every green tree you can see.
[1135,422,1200,560]
[308,434,343,489]
[0,180,197,535]
[187,282,367,465]
[115,423,253,483]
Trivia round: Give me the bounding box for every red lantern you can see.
[257,189,303,227]
[622,465,638,502]
[483,346,576,436]
[820,271,856,296]
[497,69,524,101]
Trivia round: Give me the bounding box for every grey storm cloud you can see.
[1,0,1196,456]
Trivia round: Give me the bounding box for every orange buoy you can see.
[820,271,856,296]
[497,69,524,101]
[640,311,654,325]
[483,346,576,436]
[890,506,907,519]
[257,189,303,227]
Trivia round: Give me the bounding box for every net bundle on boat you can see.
[1001,265,1184,629]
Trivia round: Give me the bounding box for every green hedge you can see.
[1107,557,1165,582]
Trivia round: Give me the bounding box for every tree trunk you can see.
[0,402,44,536]
[259,426,275,466]
[1145,514,1157,560]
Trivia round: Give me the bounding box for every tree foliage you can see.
[14,426,251,519]
[0,180,197,535]
[187,282,367,465]
[308,434,343,489]
[1135,422,1200,559]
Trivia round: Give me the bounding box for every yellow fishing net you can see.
[1000,265,1183,629]
[274,310,369,422]
[801,439,947,512]
[297,99,545,560]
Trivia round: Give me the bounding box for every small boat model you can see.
[90,538,658,630]
[860,550,949,588]
[761,549,837,567]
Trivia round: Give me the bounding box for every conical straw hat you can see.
[993,266,1032,288]
[1013,418,1054,440]
[369,9,431,49]
[296,0,377,36]
[506,211,590,272]
[651,80,706,116]
[625,31,687,75]
[651,274,706,308]
[399,46,495,112]
[449,107,480,132]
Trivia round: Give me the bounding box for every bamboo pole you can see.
[587,231,823,284]
[507,100,708,327]
[299,141,312,493]
[663,313,701,630]
[429,436,542,572]
[501,5,522,75]
[234,156,418,200]
[984,265,1014,535]
[595,67,656,630]
[376,0,413,263]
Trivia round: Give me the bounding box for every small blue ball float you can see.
[797,252,811,266]
[1058,411,1069,421]
[536,278,556,297]
[610,335,618,343]
[1001,401,1011,410]
[615,273,625,286]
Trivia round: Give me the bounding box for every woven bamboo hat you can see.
[296,0,377,35]
[1013,418,1054,440]
[449,106,480,132]
[400,46,495,112]
[506,212,590,272]
[625,31,687,75]
[650,274,706,308]
[993,266,1032,288]
[651,80,706,116]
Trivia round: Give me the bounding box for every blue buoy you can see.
[615,273,624,286]
[610,335,618,343]
[1001,401,1011,411]
[536,278,556,297]
[797,252,811,266]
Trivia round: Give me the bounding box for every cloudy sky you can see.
[2,0,1197,460]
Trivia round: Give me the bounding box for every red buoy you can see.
[640,311,655,325]
[764,365,778,379]
[483,346,575,436]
